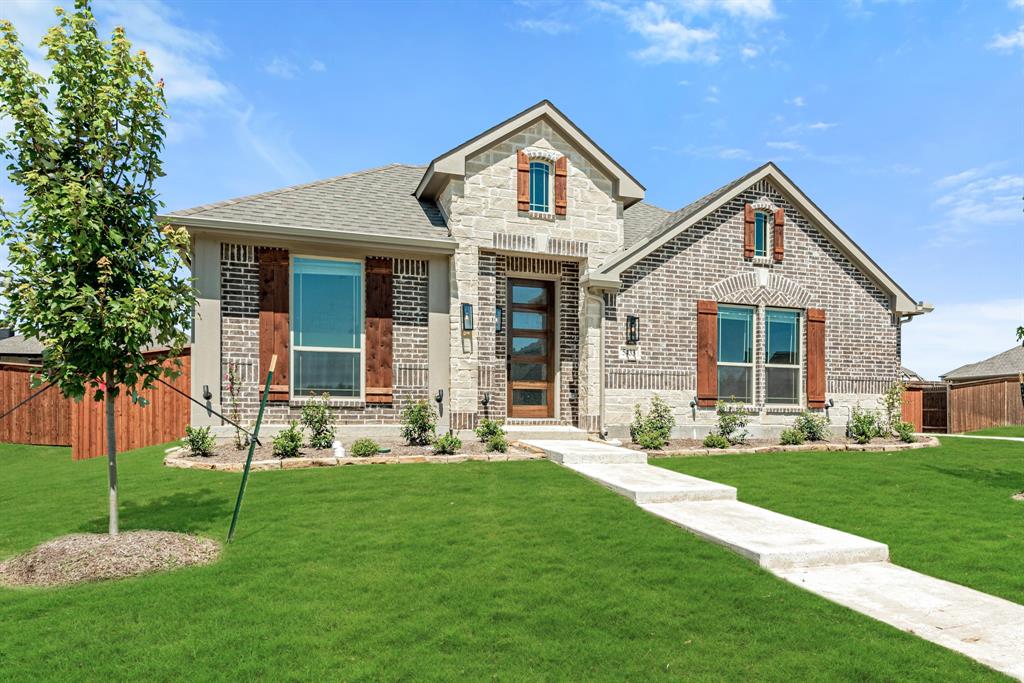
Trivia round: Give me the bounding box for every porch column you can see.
[428,255,452,431]
[190,235,221,427]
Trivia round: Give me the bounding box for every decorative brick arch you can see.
[706,271,813,308]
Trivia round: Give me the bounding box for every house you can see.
[0,334,44,365]
[941,345,1024,384]
[162,101,931,439]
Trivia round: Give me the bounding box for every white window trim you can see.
[763,307,803,408]
[289,254,366,401]
[717,304,755,404]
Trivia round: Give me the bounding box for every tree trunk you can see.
[106,370,119,536]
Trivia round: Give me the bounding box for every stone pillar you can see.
[190,235,221,427]
[578,289,604,433]
[449,245,479,430]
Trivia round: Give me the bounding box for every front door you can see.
[507,279,555,418]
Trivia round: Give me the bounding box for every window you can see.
[765,309,800,405]
[754,212,770,257]
[717,306,754,403]
[529,160,551,213]
[291,257,362,397]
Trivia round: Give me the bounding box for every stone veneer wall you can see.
[220,243,430,426]
[604,178,901,436]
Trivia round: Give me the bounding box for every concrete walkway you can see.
[523,439,1024,680]
[935,433,1024,443]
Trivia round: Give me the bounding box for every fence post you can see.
[227,354,276,543]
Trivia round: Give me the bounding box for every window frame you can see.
[289,254,366,401]
[716,304,755,405]
[764,307,803,407]
[529,159,552,214]
[754,211,771,258]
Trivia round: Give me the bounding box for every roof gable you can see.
[415,100,645,208]
[595,163,929,317]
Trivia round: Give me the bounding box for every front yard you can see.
[0,439,1018,680]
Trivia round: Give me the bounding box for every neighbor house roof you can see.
[415,100,645,208]
[593,162,931,317]
[162,164,456,252]
[941,345,1024,382]
[0,334,43,357]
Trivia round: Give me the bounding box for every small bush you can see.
[401,400,437,446]
[475,418,504,443]
[301,392,335,449]
[894,420,917,443]
[779,428,805,445]
[881,382,905,436]
[703,433,729,449]
[184,425,215,457]
[715,401,750,445]
[433,432,462,455]
[272,421,304,458]
[794,410,830,441]
[486,433,508,453]
[847,406,883,444]
[351,438,380,458]
[630,395,675,445]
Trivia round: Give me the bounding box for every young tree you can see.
[0,2,194,534]
[1017,326,1023,346]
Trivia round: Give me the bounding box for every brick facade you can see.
[219,243,429,426]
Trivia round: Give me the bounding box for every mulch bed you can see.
[178,437,526,464]
[626,436,911,451]
[0,531,220,588]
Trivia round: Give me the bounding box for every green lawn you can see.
[0,442,1013,681]
[656,437,1024,604]
[965,425,1024,438]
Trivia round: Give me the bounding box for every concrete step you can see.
[520,439,647,464]
[505,425,589,441]
[776,562,1024,681]
[566,463,737,503]
[640,499,889,570]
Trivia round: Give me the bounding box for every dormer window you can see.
[754,212,770,258]
[529,160,551,213]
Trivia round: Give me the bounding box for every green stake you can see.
[227,354,276,543]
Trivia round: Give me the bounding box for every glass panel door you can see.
[507,279,554,418]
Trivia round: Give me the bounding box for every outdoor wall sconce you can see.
[202,384,213,401]
[462,303,474,332]
[434,388,444,417]
[481,392,490,406]
[626,315,640,344]
[495,306,504,333]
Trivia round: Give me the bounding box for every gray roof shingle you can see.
[942,345,1024,381]
[165,164,452,242]
[0,334,42,355]
[622,201,671,248]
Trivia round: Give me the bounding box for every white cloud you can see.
[235,107,315,184]
[786,95,806,107]
[683,0,776,20]
[740,45,759,59]
[517,18,574,35]
[988,24,1024,52]
[782,120,838,135]
[704,84,720,103]
[766,140,804,150]
[927,166,1023,248]
[310,59,326,72]
[807,121,837,130]
[680,144,751,160]
[901,299,1024,380]
[265,57,299,79]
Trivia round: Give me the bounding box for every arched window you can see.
[754,211,771,258]
[529,160,551,213]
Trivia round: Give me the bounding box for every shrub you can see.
[881,382,905,436]
[300,392,335,449]
[894,420,917,443]
[715,401,750,445]
[486,433,508,453]
[794,410,830,442]
[475,418,504,443]
[401,400,437,446]
[779,428,805,446]
[847,406,883,444]
[630,395,676,446]
[351,438,380,458]
[703,433,729,449]
[225,363,247,450]
[184,425,215,457]
[433,432,462,455]
[272,421,304,458]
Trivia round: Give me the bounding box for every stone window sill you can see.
[528,210,555,221]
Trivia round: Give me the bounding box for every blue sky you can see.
[2,0,1022,379]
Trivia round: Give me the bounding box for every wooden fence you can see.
[0,350,190,459]
[902,382,948,433]
[0,363,72,446]
[947,376,1024,434]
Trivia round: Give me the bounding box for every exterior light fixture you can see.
[496,306,504,333]
[626,315,640,344]
[462,303,474,332]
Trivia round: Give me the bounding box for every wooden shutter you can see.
[517,150,530,212]
[554,156,568,216]
[743,203,755,259]
[258,248,289,401]
[773,208,785,262]
[365,257,394,403]
[806,307,826,408]
[696,300,718,407]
